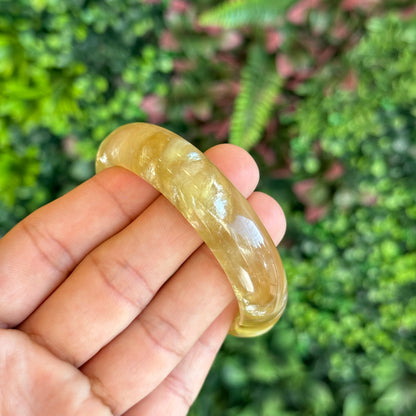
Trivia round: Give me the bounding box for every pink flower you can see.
[265,30,283,53]
[293,179,328,222]
[63,135,77,156]
[173,59,196,72]
[183,107,194,123]
[340,70,358,91]
[170,0,191,13]
[341,0,379,11]
[219,30,243,51]
[140,95,166,124]
[316,46,336,66]
[305,205,328,223]
[201,120,230,140]
[401,5,416,20]
[159,30,179,51]
[331,21,350,41]
[214,53,240,69]
[293,179,316,205]
[360,193,378,206]
[324,162,345,180]
[210,81,240,104]
[276,54,295,78]
[287,0,321,25]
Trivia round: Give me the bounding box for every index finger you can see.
[0,144,259,328]
[0,167,158,328]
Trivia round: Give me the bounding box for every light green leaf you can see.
[199,0,296,29]
[230,45,281,150]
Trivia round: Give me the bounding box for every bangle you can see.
[96,123,287,337]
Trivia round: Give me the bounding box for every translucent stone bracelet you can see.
[96,123,287,337]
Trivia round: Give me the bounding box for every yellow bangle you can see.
[96,123,287,337]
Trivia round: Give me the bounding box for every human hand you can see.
[0,144,286,415]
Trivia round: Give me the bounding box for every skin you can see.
[0,144,286,416]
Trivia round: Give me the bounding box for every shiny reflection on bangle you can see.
[96,123,287,337]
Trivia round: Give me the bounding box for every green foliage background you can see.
[0,0,172,229]
[1,1,415,415]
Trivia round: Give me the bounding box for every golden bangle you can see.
[96,123,287,337]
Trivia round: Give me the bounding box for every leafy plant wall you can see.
[0,0,172,232]
[1,0,415,415]
[189,12,416,416]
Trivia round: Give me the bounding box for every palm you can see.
[0,330,112,415]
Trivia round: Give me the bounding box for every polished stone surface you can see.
[96,123,287,337]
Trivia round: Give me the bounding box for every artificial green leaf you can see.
[230,45,281,150]
[199,0,296,29]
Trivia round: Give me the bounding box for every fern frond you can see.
[199,0,296,29]
[230,45,281,150]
